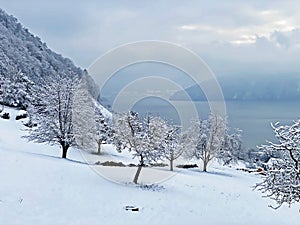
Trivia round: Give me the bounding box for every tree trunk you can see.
[223,158,232,166]
[170,158,174,171]
[170,152,174,171]
[133,155,144,184]
[203,159,208,172]
[133,165,143,184]
[97,140,101,154]
[203,150,211,172]
[61,143,69,158]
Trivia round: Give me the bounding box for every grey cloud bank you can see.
[0,0,299,77]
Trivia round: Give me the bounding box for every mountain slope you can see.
[0,8,82,83]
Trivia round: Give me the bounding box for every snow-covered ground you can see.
[0,106,299,225]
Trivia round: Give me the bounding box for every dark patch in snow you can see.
[176,164,198,168]
[127,163,137,167]
[138,184,165,192]
[1,112,10,120]
[97,161,126,167]
[150,162,168,167]
[124,205,139,212]
[15,113,28,120]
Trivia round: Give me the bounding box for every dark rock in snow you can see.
[1,112,9,119]
[100,161,126,167]
[125,206,139,212]
[176,164,198,169]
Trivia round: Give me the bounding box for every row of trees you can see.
[24,71,112,159]
[4,66,298,208]
[112,111,242,183]
[0,62,83,159]
[19,71,242,183]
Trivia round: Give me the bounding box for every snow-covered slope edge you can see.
[95,99,112,119]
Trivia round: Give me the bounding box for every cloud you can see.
[179,25,200,31]
[271,29,300,48]
[177,8,298,45]
[0,0,299,76]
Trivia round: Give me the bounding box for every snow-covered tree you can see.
[94,106,113,154]
[0,8,83,88]
[112,112,164,184]
[8,69,33,108]
[72,72,97,152]
[218,127,242,166]
[0,71,10,105]
[0,64,33,109]
[255,120,300,209]
[185,114,226,172]
[159,123,186,171]
[25,74,78,158]
[72,71,112,154]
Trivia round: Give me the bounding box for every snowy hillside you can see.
[0,8,82,83]
[0,8,111,116]
[0,8,83,109]
[0,107,299,225]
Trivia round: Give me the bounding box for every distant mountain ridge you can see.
[170,74,300,101]
[0,8,82,83]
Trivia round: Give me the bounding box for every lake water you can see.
[132,100,300,149]
[225,101,300,148]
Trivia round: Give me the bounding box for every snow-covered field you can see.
[0,107,299,225]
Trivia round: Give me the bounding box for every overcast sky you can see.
[1,0,300,76]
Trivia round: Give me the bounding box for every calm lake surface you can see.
[132,100,300,149]
[225,101,300,148]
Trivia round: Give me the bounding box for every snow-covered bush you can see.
[255,120,300,209]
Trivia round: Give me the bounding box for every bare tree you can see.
[25,75,78,158]
[112,112,164,184]
[185,114,226,172]
[161,124,186,171]
[255,120,300,209]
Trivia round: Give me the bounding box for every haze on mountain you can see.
[170,73,300,101]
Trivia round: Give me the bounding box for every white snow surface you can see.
[0,107,299,225]
[95,100,112,119]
